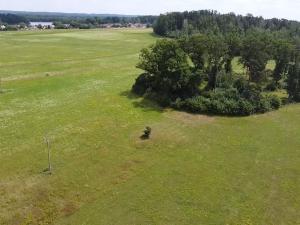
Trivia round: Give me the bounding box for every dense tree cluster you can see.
[132,31,300,116]
[0,13,28,25]
[153,10,300,38]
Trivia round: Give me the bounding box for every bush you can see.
[238,99,255,115]
[180,96,210,113]
[267,95,282,109]
[177,88,280,116]
[255,97,272,113]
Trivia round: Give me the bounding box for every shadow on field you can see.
[149,33,162,38]
[120,90,164,113]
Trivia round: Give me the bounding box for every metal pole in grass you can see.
[44,136,52,174]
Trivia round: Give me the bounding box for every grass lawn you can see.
[0,29,299,225]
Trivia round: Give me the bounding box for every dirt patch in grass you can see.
[0,175,79,225]
[112,159,145,185]
[120,159,144,171]
[0,176,57,225]
[164,110,215,126]
[61,201,79,217]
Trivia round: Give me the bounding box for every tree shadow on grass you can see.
[120,91,265,118]
[149,32,162,38]
[120,90,164,113]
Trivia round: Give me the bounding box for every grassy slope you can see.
[0,29,299,225]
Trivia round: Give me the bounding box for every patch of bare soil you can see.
[164,110,215,126]
[0,176,78,225]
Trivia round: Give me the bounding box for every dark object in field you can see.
[141,126,152,139]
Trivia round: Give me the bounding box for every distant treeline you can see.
[0,13,28,25]
[153,10,300,38]
[30,15,156,25]
[52,16,157,29]
[0,11,157,26]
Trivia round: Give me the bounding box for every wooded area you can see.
[133,11,300,115]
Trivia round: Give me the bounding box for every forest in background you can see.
[0,10,157,30]
[153,10,300,38]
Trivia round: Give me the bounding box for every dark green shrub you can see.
[178,87,279,116]
[216,71,234,89]
[267,95,282,109]
[255,97,272,113]
[238,99,255,115]
[265,81,277,91]
[183,96,203,114]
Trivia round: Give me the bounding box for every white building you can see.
[30,22,55,29]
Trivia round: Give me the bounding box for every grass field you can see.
[0,29,299,225]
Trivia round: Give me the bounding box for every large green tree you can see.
[153,15,168,36]
[133,39,201,102]
[287,55,300,101]
[273,39,294,85]
[205,35,228,89]
[181,34,207,70]
[224,33,241,73]
[240,32,272,82]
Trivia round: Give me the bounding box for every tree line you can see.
[0,12,157,30]
[132,30,300,116]
[53,16,156,29]
[153,10,300,38]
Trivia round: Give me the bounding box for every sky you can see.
[0,0,300,21]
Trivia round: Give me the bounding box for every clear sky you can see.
[1,0,299,21]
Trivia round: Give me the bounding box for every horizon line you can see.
[1,9,299,22]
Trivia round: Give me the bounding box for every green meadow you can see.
[0,29,299,225]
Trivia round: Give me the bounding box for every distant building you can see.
[100,23,123,28]
[128,23,147,28]
[63,24,71,29]
[100,23,147,29]
[30,22,55,29]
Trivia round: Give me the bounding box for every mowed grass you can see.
[0,29,299,225]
